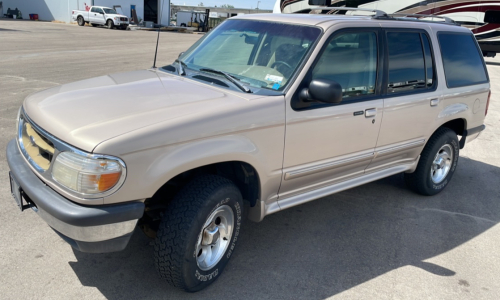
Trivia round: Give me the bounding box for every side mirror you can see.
[299,79,342,104]
[178,52,185,58]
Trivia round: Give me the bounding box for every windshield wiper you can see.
[199,68,252,93]
[175,59,187,76]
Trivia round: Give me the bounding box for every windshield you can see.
[174,20,321,92]
[103,8,118,14]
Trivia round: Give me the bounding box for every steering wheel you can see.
[271,61,293,71]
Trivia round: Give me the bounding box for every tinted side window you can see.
[438,33,488,88]
[91,7,97,12]
[312,32,378,99]
[387,32,427,93]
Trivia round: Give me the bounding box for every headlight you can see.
[114,17,118,20]
[52,151,125,195]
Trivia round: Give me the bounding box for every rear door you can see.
[278,27,384,206]
[365,27,441,173]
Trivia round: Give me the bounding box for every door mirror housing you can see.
[300,79,343,104]
[178,52,185,58]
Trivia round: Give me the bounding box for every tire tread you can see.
[154,175,237,291]
[405,127,457,195]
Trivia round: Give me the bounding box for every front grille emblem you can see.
[19,117,55,172]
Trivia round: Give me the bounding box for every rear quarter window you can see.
[438,32,488,88]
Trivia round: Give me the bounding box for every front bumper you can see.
[6,139,144,253]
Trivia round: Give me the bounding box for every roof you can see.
[232,13,471,32]
[233,13,372,27]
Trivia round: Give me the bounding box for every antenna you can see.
[152,0,166,68]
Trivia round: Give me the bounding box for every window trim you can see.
[291,27,385,111]
[382,28,438,98]
[437,31,490,89]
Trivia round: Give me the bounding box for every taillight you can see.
[486,90,491,116]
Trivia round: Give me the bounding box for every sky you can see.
[171,0,277,10]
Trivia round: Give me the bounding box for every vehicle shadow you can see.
[69,156,500,299]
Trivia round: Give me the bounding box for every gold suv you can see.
[7,9,490,292]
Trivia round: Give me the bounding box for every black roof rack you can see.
[382,13,459,25]
[311,7,459,26]
[311,6,387,17]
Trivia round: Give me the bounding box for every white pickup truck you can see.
[72,6,129,30]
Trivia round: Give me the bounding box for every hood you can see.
[24,70,259,152]
[109,13,127,18]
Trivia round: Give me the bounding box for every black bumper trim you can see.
[464,124,486,136]
[460,125,486,149]
[6,139,144,227]
[54,229,135,253]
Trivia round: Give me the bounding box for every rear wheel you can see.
[154,175,243,292]
[77,16,85,26]
[107,19,114,29]
[405,127,459,196]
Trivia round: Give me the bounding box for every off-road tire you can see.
[405,127,459,196]
[107,19,114,29]
[154,175,244,292]
[77,16,85,26]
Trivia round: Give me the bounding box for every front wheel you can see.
[405,127,459,195]
[154,175,244,292]
[107,19,114,29]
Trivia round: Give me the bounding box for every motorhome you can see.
[274,0,500,56]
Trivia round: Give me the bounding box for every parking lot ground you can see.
[1,19,500,300]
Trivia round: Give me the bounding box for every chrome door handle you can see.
[430,98,439,106]
[365,108,377,117]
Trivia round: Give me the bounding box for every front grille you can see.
[120,17,128,21]
[19,115,55,172]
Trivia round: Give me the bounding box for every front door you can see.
[278,28,384,208]
[90,7,105,24]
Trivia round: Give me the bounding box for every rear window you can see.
[438,32,488,88]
